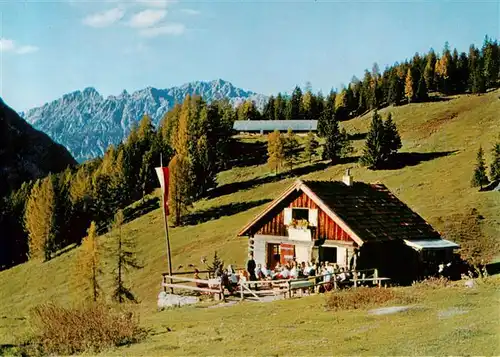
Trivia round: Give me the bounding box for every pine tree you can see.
[382,113,402,163]
[274,93,286,121]
[416,74,429,102]
[263,95,275,120]
[267,130,285,174]
[287,86,303,120]
[76,221,101,302]
[360,111,386,169]
[388,70,403,105]
[25,176,56,261]
[111,210,141,303]
[284,128,300,170]
[424,49,437,91]
[304,131,319,163]
[404,68,414,103]
[482,36,500,88]
[471,146,489,189]
[322,115,351,164]
[489,137,500,182]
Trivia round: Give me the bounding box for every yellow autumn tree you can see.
[25,176,56,261]
[168,96,193,226]
[404,68,414,103]
[267,130,285,174]
[76,221,101,301]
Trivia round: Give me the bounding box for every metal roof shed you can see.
[233,120,318,133]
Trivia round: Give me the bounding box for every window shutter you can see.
[309,208,318,227]
[284,208,292,225]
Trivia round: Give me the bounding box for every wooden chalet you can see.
[237,170,460,283]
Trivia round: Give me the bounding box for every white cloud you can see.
[139,23,185,37]
[136,0,177,8]
[15,45,39,54]
[180,8,200,15]
[0,38,15,52]
[128,9,167,28]
[0,38,38,55]
[82,7,125,28]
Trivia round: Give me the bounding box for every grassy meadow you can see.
[0,90,499,355]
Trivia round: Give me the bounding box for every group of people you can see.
[194,253,356,295]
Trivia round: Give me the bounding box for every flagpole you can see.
[160,153,174,294]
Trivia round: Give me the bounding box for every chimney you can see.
[342,168,353,186]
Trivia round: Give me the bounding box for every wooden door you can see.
[267,243,280,270]
[280,244,295,265]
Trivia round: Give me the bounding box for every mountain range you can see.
[0,98,76,198]
[20,79,268,162]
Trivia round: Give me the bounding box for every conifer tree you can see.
[25,176,56,261]
[404,68,415,103]
[284,128,299,170]
[471,146,489,189]
[274,93,286,121]
[388,70,403,105]
[489,137,500,182]
[322,116,351,164]
[287,86,303,120]
[267,130,285,174]
[76,221,101,302]
[382,113,402,162]
[424,49,437,91]
[360,111,386,169]
[111,210,141,303]
[304,131,319,163]
[416,74,429,102]
[482,36,499,88]
[263,95,275,120]
[169,97,193,226]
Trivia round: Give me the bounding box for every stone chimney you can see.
[342,168,353,186]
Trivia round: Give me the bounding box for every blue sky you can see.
[0,0,498,111]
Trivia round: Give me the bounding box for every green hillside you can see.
[0,90,499,354]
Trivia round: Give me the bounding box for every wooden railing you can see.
[161,267,390,302]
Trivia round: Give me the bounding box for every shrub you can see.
[325,287,417,311]
[25,302,146,355]
[411,276,450,289]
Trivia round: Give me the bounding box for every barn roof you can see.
[238,179,443,245]
[233,120,317,132]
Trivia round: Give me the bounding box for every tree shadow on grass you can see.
[348,132,367,141]
[224,140,268,169]
[183,198,273,226]
[207,161,331,200]
[382,150,458,170]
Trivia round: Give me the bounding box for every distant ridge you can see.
[21,79,268,162]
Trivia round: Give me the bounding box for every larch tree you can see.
[76,221,101,302]
[169,96,193,226]
[471,146,489,189]
[490,136,500,182]
[267,130,285,174]
[304,131,319,163]
[424,49,437,91]
[404,68,415,103]
[25,176,56,262]
[111,210,141,303]
[284,128,300,171]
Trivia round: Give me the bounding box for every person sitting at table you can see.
[277,265,290,279]
[290,262,298,279]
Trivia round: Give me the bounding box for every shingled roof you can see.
[301,180,441,243]
[238,179,442,244]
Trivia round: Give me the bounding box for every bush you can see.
[325,287,417,311]
[25,303,146,355]
[411,276,450,289]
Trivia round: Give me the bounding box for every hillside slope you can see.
[0,90,499,348]
[21,79,267,162]
[0,98,76,197]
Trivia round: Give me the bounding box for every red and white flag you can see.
[155,167,170,216]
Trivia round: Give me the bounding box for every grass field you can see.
[0,90,499,355]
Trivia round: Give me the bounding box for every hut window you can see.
[292,208,309,221]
